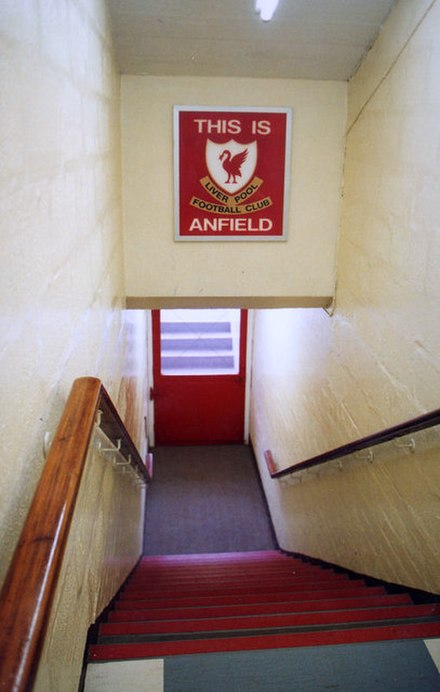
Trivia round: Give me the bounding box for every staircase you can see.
[160,319,236,374]
[88,551,440,662]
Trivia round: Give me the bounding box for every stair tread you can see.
[100,603,439,637]
[125,574,353,588]
[137,551,291,564]
[109,594,413,622]
[114,585,386,610]
[98,616,440,644]
[120,582,368,603]
[89,621,440,660]
[126,568,350,581]
[89,551,439,664]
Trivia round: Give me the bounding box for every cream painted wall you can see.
[116,309,149,458]
[121,76,347,305]
[34,429,145,692]
[250,0,440,593]
[0,2,148,588]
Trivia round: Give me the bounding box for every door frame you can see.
[146,308,253,447]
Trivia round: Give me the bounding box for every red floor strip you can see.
[108,593,413,622]
[114,585,386,609]
[91,551,440,666]
[100,603,439,637]
[125,572,352,589]
[89,622,440,660]
[120,580,363,600]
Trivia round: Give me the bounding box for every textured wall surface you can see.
[34,429,145,692]
[250,0,440,593]
[116,309,149,457]
[0,1,147,587]
[121,75,346,303]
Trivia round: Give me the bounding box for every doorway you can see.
[151,309,248,444]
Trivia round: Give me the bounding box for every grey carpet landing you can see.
[143,445,277,555]
[164,641,440,692]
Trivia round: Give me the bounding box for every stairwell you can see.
[160,319,236,375]
[159,310,240,377]
[85,550,440,689]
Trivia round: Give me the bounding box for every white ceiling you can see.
[107,0,397,81]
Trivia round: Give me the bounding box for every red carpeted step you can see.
[132,562,320,573]
[119,583,368,601]
[109,593,412,622]
[124,572,354,590]
[137,551,289,563]
[88,551,440,666]
[134,557,304,567]
[135,554,297,566]
[128,566,325,582]
[89,621,440,661]
[132,553,309,574]
[119,581,360,603]
[123,579,355,596]
[133,555,293,573]
[114,584,386,610]
[126,565,345,580]
[100,603,440,637]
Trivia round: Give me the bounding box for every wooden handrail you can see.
[0,377,150,692]
[267,407,440,479]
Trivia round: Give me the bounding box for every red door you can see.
[152,309,248,445]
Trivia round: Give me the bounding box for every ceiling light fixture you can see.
[255,0,280,22]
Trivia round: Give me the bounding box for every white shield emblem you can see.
[206,139,257,194]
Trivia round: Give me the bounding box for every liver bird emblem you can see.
[219,148,248,185]
[206,139,257,193]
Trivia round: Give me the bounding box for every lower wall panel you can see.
[34,428,145,692]
[252,432,440,595]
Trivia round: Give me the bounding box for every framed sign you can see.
[174,106,292,241]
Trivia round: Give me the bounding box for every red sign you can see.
[174,107,291,240]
